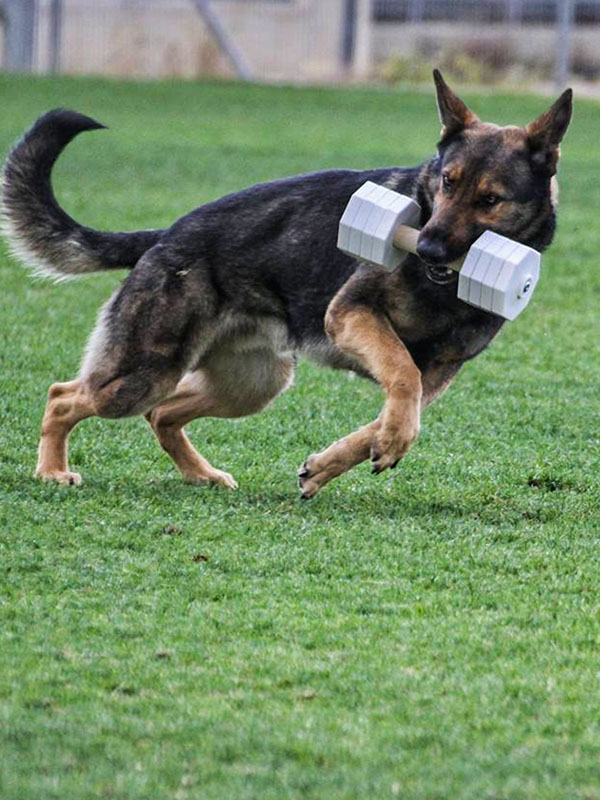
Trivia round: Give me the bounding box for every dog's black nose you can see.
[416,234,449,266]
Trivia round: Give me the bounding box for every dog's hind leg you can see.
[146,347,294,488]
[35,380,96,484]
[145,373,239,489]
[35,247,221,485]
[35,361,184,485]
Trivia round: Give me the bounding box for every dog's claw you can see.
[371,450,384,474]
[297,457,325,499]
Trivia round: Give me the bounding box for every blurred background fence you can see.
[0,0,597,89]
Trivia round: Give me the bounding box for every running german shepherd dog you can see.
[2,71,571,498]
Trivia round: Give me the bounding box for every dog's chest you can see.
[383,270,505,369]
[400,313,505,375]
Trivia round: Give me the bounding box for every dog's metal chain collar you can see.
[425,264,457,285]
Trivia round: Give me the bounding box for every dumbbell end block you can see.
[337,182,421,270]
[457,231,541,320]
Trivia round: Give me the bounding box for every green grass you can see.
[1,74,599,800]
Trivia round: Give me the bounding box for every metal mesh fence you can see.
[373,0,600,23]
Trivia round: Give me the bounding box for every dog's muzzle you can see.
[417,232,459,284]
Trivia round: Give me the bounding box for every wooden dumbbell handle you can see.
[393,225,464,272]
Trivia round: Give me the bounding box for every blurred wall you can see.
[36,0,350,82]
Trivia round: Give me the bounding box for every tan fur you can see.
[298,333,459,498]
[298,421,379,499]
[36,380,96,485]
[297,300,422,497]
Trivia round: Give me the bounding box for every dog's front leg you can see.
[298,419,379,499]
[325,303,423,474]
[299,301,422,498]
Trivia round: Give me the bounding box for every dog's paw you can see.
[297,454,334,499]
[297,459,319,499]
[210,469,238,490]
[370,422,418,474]
[35,469,83,486]
[184,468,238,490]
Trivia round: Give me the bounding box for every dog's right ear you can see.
[433,69,480,139]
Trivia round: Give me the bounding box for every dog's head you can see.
[416,70,572,268]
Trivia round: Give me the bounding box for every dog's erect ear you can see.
[526,89,573,176]
[433,69,480,139]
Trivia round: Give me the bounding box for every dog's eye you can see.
[482,194,500,206]
[441,174,453,191]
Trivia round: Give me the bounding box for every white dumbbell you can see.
[337,181,541,321]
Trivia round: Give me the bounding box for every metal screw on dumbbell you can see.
[337,181,541,321]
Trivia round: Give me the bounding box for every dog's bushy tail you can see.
[2,109,163,280]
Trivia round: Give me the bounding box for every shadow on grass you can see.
[2,454,566,534]
[14,471,493,523]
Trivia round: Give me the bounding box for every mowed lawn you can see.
[0,74,599,800]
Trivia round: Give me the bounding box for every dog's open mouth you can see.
[425,264,456,285]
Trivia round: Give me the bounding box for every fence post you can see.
[341,0,357,69]
[189,0,253,80]
[3,0,36,72]
[556,0,574,88]
[353,0,372,79]
[48,0,62,73]
[507,0,523,24]
[409,0,425,23]
[342,0,371,78]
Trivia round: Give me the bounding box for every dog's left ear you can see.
[433,69,480,139]
[526,89,573,176]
